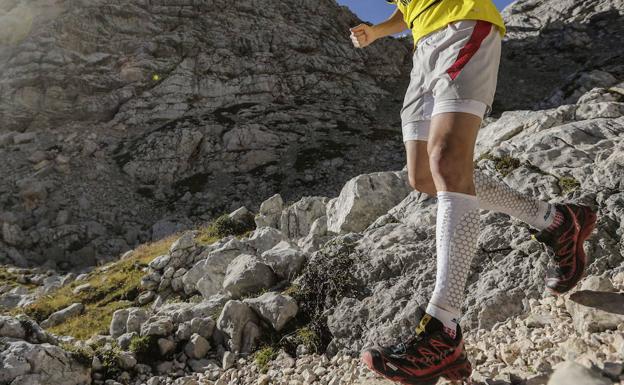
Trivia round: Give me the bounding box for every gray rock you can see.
[149,255,171,271]
[188,238,256,298]
[169,232,196,255]
[280,196,329,239]
[126,308,149,334]
[158,338,176,356]
[72,283,92,295]
[117,332,137,350]
[216,300,259,354]
[187,358,214,373]
[228,207,254,228]
[190,317,215,340]
[245,227,287,254]
[260,241,307,281]
[184,333,210,359]
[118,351,137,369]
[13,132,37,144]
[243,292,298,331]
[255,194,284,228]
[137,290,156,305]
[176,322,192,341]
[41,303,84,328]
[141,317,174,337]
[0,340,91,385]
[0,316,26,339]
[222,351,236,370]
[565,290,624,333]
[547,361,611,385]
[110,309,130,338]
[222,254,277,299]
[326,171,412,233]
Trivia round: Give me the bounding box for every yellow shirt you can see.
[387,0,506,46]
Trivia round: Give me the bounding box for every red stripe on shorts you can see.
[446,21,492,81]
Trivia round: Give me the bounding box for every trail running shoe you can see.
[361,308,472,385]
[533,203,597,295]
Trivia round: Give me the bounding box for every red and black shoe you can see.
[361,308,472,385]
[533,203,597,295]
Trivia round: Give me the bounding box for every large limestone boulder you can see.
[565,282,624,333]
[548,361,611,385]
[254,194,284,228]
[0,315,26,339]
[243,292,298,332]
[244,227,287,254]
[222,254,276,299]
[280,196,329,239]
[182,238,255,297]
[217,300,260,354]
[260,241,307,281]
[0,340,91,385]
[326,171,412,234]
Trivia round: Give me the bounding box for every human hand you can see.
[350,24,377,48]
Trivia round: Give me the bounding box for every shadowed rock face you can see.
[0,0,412,267]
[495,0,624,112]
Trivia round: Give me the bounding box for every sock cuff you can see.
[437,191,479,209]
[426,302,460,330]
[437,191,478,202]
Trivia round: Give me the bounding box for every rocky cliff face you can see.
[0,0,411,268]
[496,0,624,111]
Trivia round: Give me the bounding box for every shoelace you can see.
[390,328,431,355]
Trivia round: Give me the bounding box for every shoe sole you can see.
[547,206,597,295]
[361,350,473,385]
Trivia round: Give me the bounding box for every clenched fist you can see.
[350,24,377,48]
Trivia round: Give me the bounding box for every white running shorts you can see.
[401,20,502,142]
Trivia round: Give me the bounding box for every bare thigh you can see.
[405,140,436,196]
[427,112,482,194]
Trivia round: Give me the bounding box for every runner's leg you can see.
[425,111,481,335]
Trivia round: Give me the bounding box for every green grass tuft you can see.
[293,327,321,354]
[97,348,122,379]
[60,343,93,367]
[129,334,162,362]
[254,346,278,373]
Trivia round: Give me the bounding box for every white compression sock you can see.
[474,170,556,230]
[427,191,480,337]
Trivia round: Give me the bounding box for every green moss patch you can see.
[558,176,581,194]
[477,152,522,177]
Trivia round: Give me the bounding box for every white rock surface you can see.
[326,171,412,233]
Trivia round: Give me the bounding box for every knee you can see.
[428,144,473,190]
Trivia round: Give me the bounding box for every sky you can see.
[337,0,515,24]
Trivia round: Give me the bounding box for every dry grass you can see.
[11,233,180,340]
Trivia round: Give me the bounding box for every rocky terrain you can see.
[1,0,624,385]
[3,0,622,270]
[0,0,412,268]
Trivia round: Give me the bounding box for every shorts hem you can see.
[431,99,488,118]
[402,120,431,142]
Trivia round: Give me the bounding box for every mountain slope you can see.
[0,0,411,268]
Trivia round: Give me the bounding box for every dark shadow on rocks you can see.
[569,290,624,315]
